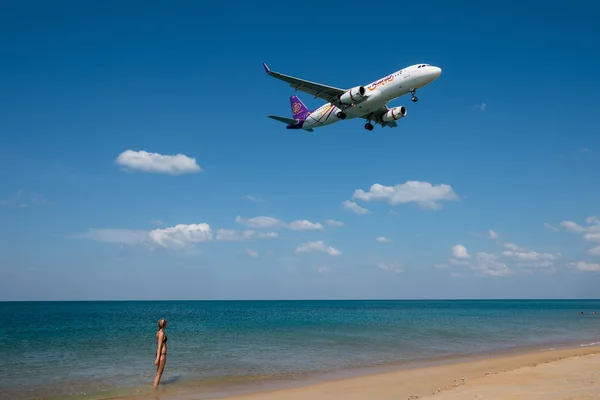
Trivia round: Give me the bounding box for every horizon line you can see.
[1,298,599,303]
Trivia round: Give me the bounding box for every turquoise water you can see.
[1,300,599,400]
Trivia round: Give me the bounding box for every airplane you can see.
[263,62,442,131]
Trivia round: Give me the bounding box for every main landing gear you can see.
[364,122,374,131]
[410,88,418,102]
[336,111,347,119]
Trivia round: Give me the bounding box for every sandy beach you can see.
[217,345,600,400]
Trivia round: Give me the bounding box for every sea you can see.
[1,299,599,400]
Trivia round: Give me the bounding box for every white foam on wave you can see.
[579,341,600,347]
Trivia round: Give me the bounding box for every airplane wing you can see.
[263,63,346,104]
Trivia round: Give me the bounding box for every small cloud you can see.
[569,261,600,272]
[235,216,323,230]
[246,248,259,257]
[318,266,331,273]
[115,150,202,175]
[325,219,344,227]
[295,241,341,256]
[216,229,278,241]
[74,223,213,250]
[560,220,586,232]
[488,230,499,239]
[351,181,458,210]
[152,220,163,226]
[378,263,403,273]
[376,236,392,243]
[472,103,487,112]
[242,195,262,203]
[288,220,324,231]
[341,200,371,215]
[544,222,559,232]
[451,244,470,259]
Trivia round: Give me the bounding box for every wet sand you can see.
[215,345,600,400]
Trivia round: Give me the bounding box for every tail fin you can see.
[290,95,310,120]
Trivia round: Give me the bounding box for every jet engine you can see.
[339,86,368,105]
[381,106,407,122]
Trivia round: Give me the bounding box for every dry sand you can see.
[217,345,600,400]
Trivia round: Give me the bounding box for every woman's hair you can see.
[158,318,167,330]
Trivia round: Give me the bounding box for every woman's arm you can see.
[154,332,163,364]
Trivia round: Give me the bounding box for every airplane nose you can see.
[432,66,442,77]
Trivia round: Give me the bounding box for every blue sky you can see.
[1,0,600,301]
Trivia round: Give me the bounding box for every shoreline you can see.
[99,339,600,400]
[208,344,600,400]
[10,339,600,399]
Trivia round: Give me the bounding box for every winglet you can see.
[262,63,271,74]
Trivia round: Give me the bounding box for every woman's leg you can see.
[152,353,167,388]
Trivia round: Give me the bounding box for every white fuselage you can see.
[301,64,441,130]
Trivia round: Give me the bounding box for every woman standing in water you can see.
[153,318,168,388]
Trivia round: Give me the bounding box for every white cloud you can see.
[148,223,212,248]
[216,229,278,241]
[242,195,262,202]
[488,230,499,239]
[378,263,403,273]
[551,216,600,255]
[376,236,392,243]
[325,219,344,227]
[472,103,487,112]
[75,223,213,250]
[569,261,600,272]
[560,221,586,232]
[295,241,341,256]
[152,220,163,226]
[115,150,202,175]
[544,222,559,232]
[451,244,470,259]
[288,220,324,231]
[351,181,458,210]
[589,246,600,256]
[446,241,561,277]
[246,248,259,257]
[503,242,520,251]
[501,248,559,268]
[341,200,371,215]
[450,249,512,277]
[318,266,331,273]
[235,216,324,231]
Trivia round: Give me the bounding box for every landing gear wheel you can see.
[336,111,347,119]
[364,122,374,131]
[410,88,418,102]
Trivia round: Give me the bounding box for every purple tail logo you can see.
[290,95,310,121]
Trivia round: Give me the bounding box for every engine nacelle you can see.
[381,106,407,122]
[339,86,368,105]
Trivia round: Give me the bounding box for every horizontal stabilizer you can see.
[268,115,299,125]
